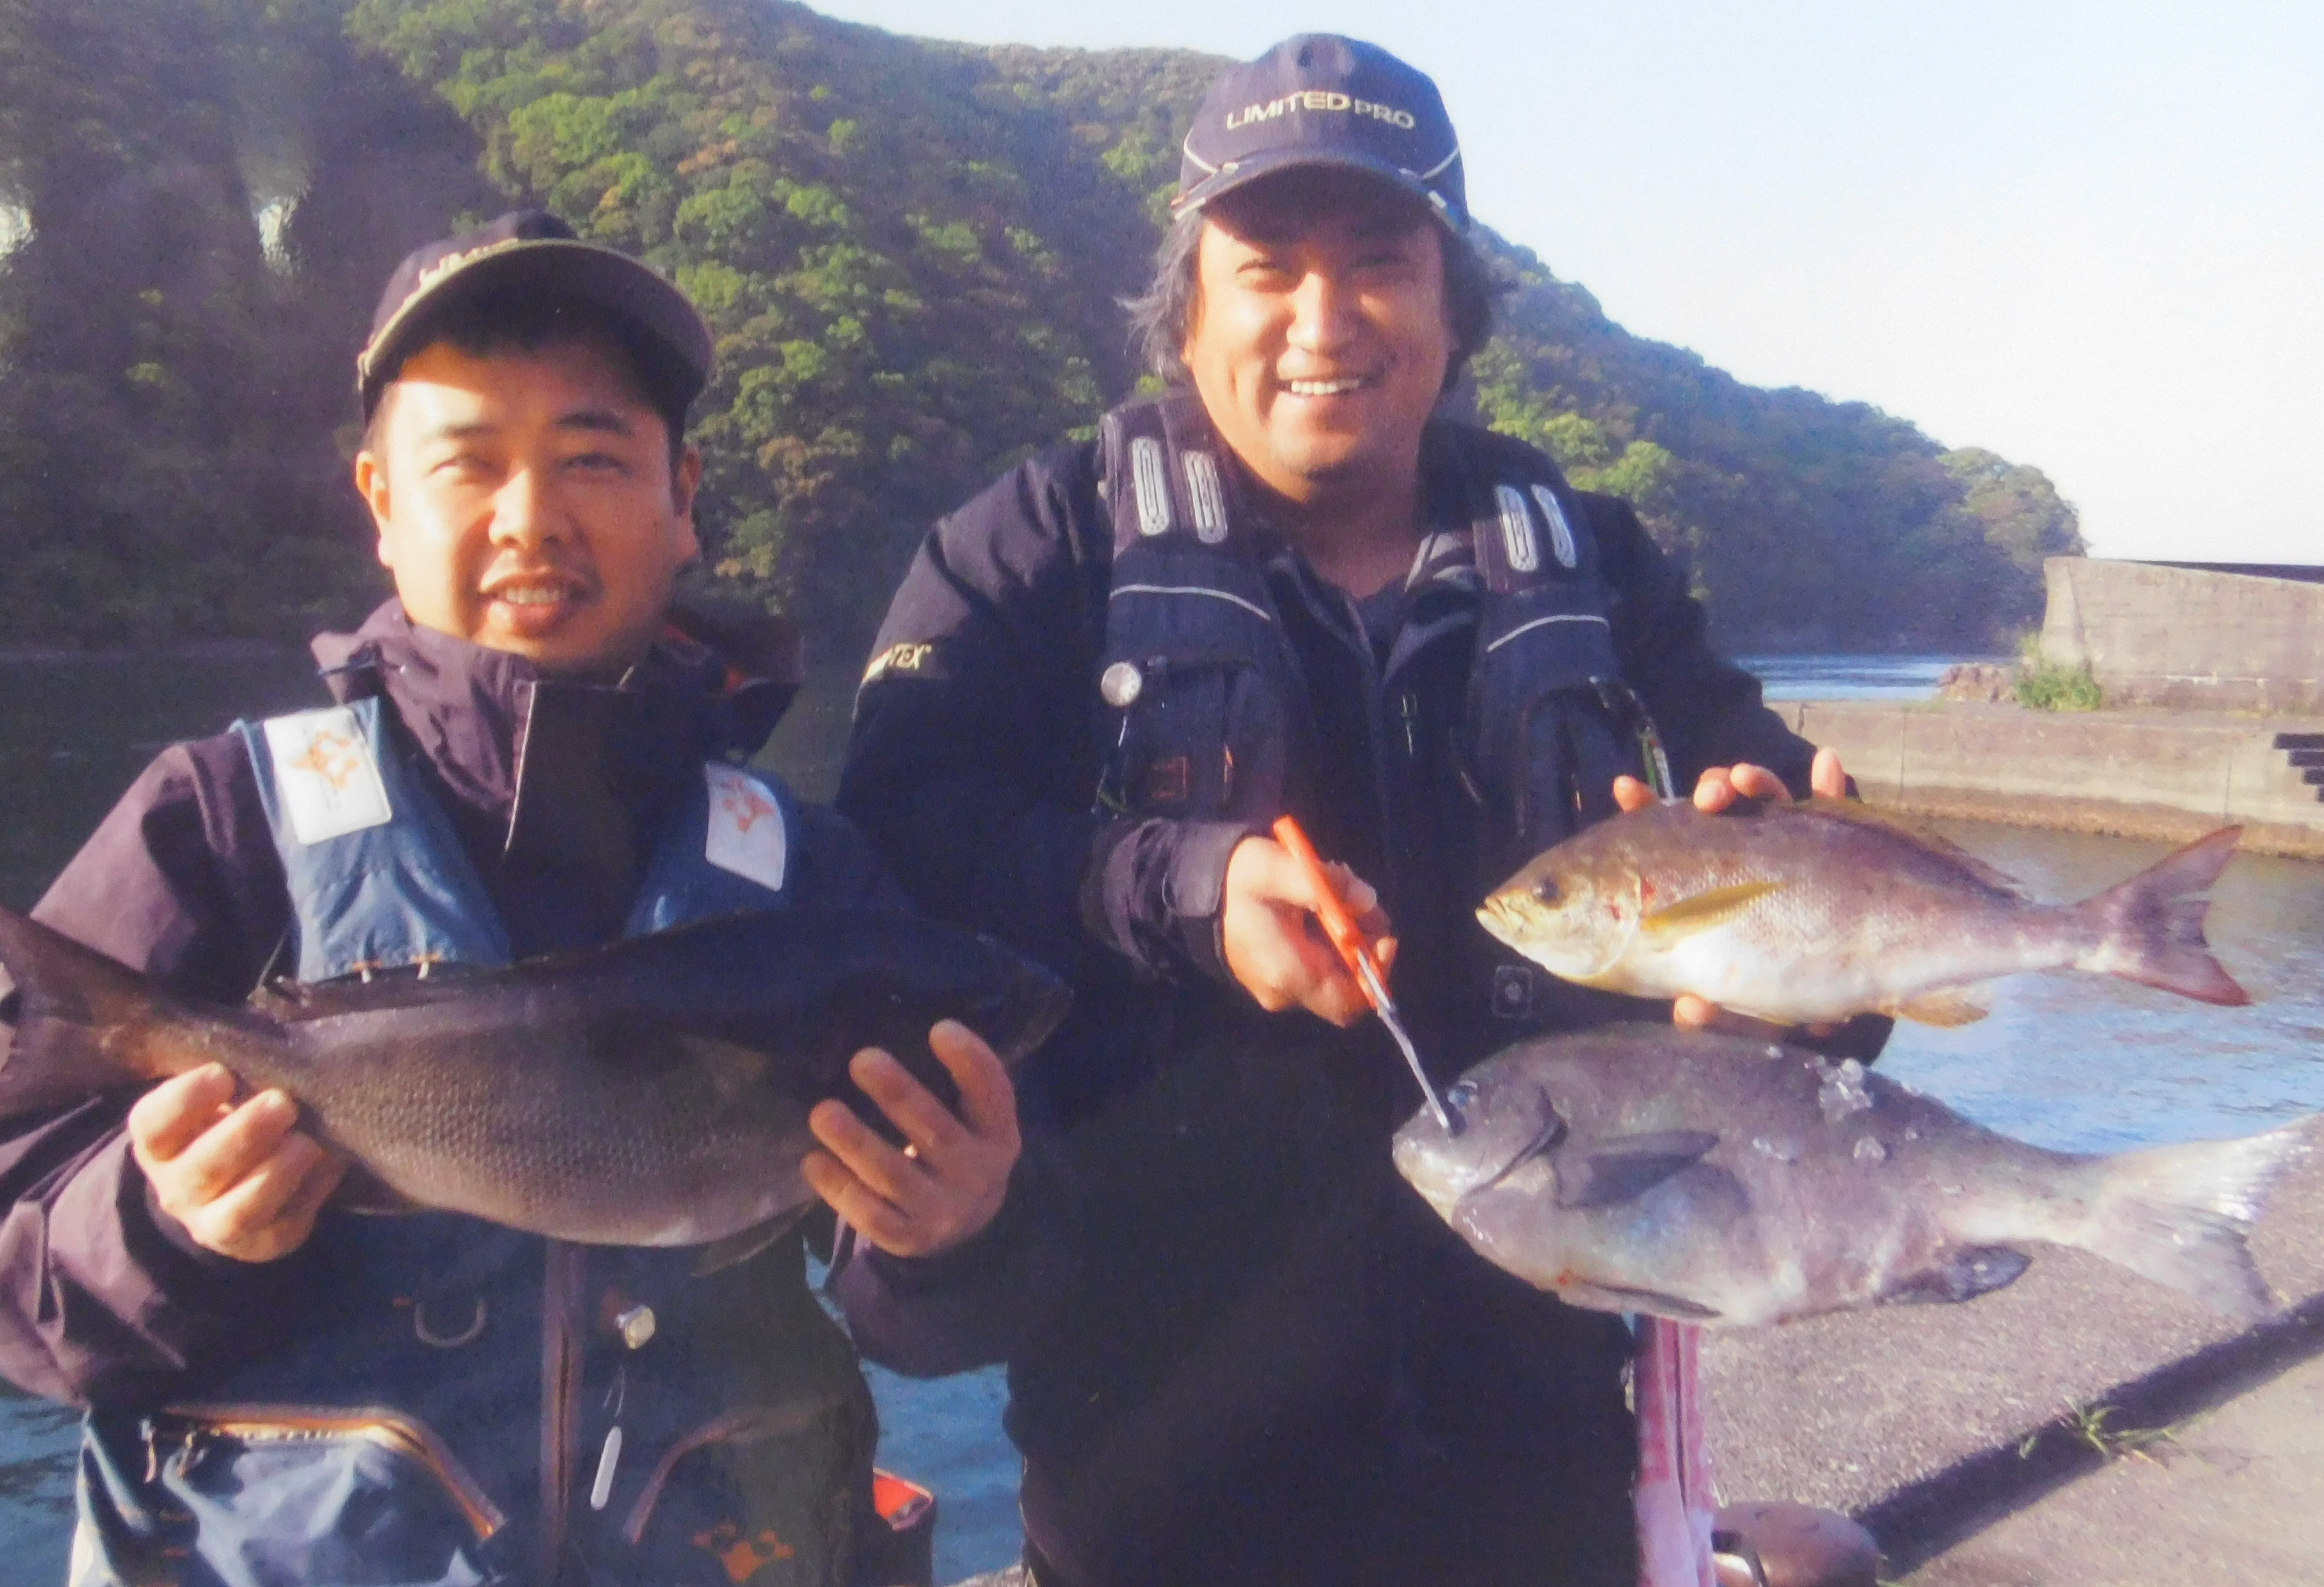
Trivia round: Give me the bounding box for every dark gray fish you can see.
[1393,1025,2305,1327]
[0,904,1070,1249]
[1477,800,2248,1027]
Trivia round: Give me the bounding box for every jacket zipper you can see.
[158,1403,507,1539]
[539,1240,588,1585]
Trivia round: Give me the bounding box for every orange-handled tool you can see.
[1271,816,1458,1134]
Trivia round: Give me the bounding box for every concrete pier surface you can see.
[1778,699,2324,859]
[1702,1118,2324,1583]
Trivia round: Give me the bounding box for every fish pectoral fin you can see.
[1557,1130,1721,1209]
[691,1205,814,1278]
[1637,881,1784,940]
[1880,1245,2031,1305]
[676,1035,772,1103]
[1883,989,1990,1027]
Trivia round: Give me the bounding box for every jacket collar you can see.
[306,600,784,835]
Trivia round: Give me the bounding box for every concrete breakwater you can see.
[1703,1118,2324,1581]
[1776,699,2324,860]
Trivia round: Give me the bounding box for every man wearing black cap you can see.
[0,211,1021,1585]
[836,34,1850,1587]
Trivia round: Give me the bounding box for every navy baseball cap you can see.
[357,211,714,418]
[1175,35,1467,230]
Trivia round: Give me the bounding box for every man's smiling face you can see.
[1182,167,1455,508]
[356,331,701,675]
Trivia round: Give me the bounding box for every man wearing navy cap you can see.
[0,209,1023,1586]
[838,35,1851,1587]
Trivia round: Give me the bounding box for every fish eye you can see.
[1532,879,1559,903]
[1447,1079,1479,1111]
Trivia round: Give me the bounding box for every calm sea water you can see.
[1733,652,2001,702]
[1,650,2317,1582]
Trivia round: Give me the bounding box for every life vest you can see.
[71,691,883,1587]
[1091,389,1663,1023]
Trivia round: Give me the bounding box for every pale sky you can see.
[814,0,2323,565]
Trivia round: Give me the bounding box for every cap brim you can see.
[1175,146,1463,230]
[358,239,714,413]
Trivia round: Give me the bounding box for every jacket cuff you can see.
[1080,817,1257,983]
[1164,820,1254,983]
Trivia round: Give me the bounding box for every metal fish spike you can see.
[0,904,1070,1250]
[1393,1025,2307,1328]
[1477,798,2249,1027]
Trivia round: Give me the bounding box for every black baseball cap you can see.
[1175,35,1467,230]
[357,210,714,418]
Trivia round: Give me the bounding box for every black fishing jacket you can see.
[836,402,1824,1587]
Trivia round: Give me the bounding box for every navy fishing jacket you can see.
[0,601,948,1587]
[834,415,1828,1587]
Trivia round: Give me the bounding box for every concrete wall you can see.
[1776,700,2324,859]
[2040,558,2324,714]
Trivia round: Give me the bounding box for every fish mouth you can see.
[1476,891,1630,984]
[1476,892,1529,948]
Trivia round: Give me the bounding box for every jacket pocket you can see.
[1103,656,1285,823]
[617,1395,864,1587]
[127,1402,508,1587]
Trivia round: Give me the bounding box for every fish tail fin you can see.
[0,903,194,1115]
[2068,827,2250,1005]
[2075,1121,2309,1320]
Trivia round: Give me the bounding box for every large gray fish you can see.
[1477,799,2248,1027]
[1392,1025,2305,1327]
[0,904,1070,1250]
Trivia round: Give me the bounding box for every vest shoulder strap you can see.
[624,762,798,937]
[1435,421,1596,595]
[237,696,513,982]
[1098,389,1256,557]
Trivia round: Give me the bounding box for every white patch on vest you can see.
[1130,436,1173,537]
[1182,450,1228,544]
[1532,484,1579,570]
[263,706,393,844]
[1495,484,1539,574]
[703,764,788,893]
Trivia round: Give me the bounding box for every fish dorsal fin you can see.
[1798,798,2029,898]
[1557,1129,1721,1208]
[1639,881,1784,940]
[1884,988,1990,1027]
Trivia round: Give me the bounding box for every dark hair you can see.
[1123,203,1502,392]
[361,291,691,470]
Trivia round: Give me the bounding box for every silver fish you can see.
[0,904,1070,1250]
[1392,1025,2305,1327]
[1477,799,2248,1027]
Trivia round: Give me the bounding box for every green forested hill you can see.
[0,0,2078,656]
